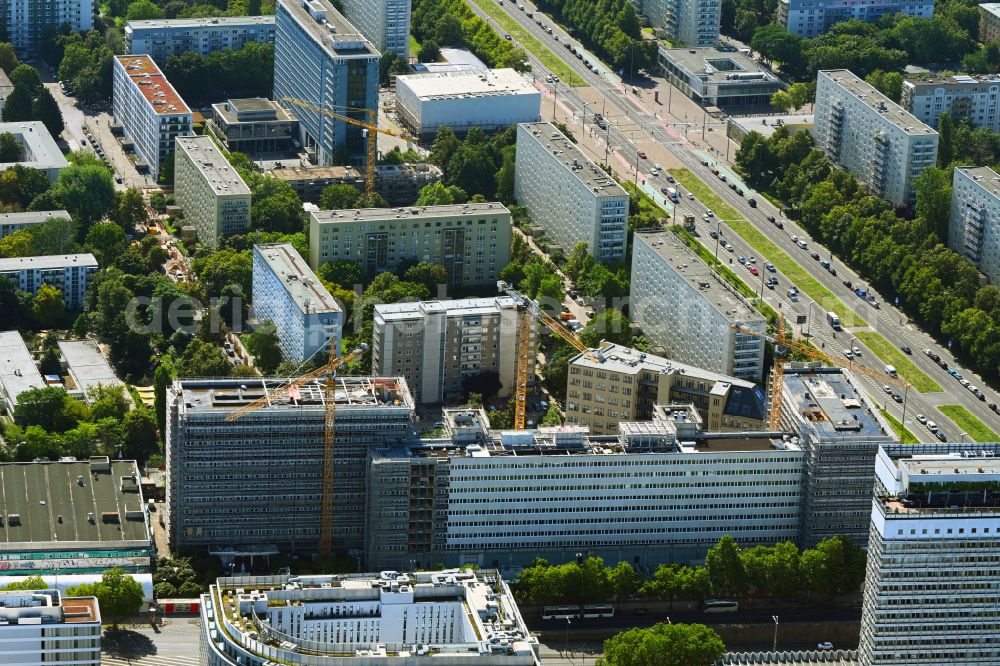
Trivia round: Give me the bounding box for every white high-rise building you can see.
[0,589,101,665]
[642,0,720,47]
[629,231,765,381]
[125,16,276,64]
[338,0,410,60]
[858,444,1000,665]
[515,122,628,262]
[251,243,343,362]
[372,297,536,405]
[948,166,1000,284]
[0,0,94,55]
[174,136,251,249]
[778,0,932,37]
[901,74,1000,131]
[273,0,380,166]
[814,69,939,207]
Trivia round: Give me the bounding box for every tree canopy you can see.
[600,624,725,666]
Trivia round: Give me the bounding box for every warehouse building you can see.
[0,589,101,665]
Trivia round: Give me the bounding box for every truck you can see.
[827,311,841,331]
[666,187,679,202]
[683,214,696,231]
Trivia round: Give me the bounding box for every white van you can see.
[884,365,897,377]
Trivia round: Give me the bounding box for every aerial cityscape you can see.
[0,0,998,664]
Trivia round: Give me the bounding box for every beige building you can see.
[981,3,1000,43]
[308,202,512,289]
[372,297,535,405]
[174,136,251,248]
[566,342,768,436]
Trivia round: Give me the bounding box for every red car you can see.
[638,151,647,159]
[748,266,759,276]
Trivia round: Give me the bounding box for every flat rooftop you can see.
[572,341,755,388]
[276,0,378,57]
[126,15,275,30]
[820,69,938,136]
[375,296,518,322]
[398,68,537,101]
[115,55,190,115]
[176,376,413,412]
[0,210,71,228]
[981,2,1000,17]
[0,459,149,547]
[0,121,68,170]
[57,339,120,402]
[635,230,764,322]
[904,73,1000,89]
[411,47,488,73]
[254,243,341,314]
[0,590,100,626]
[175,136,250,196]
[0,253,97,272]
[660,47,780,83]
[0,330,44,407]
[783,365,892,439]
[311,202,510,225]
[271,164,363,182]
[519,122,628,198]
[954,165,1000,198]
[881,451,1000,515]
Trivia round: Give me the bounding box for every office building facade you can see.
[165,377,414,554]
[643,0,720,47]
[174,136,251,248]
[308,203,512,290]
[0,0,93,55]
[630,231,766,381]
[273,0,379,166]
[0,210,71,239]
[814,69,939,207]
[372,297,536,405]
[112,55,193,180]
[657,47,786,106]
[252,243,344,362]
[949,166,1000,284]
[124,16,276,63]
[0,589,100,665]
[778,0,932,37]
[0,254,97,310]
[338,0,410,60]
[901,74,1000,131]
[515,123,628,262]
[207,97,300,157]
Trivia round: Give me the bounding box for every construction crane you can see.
[498,280,596,430]
[732,315,909,431]
[224,342,369,555]
[281,96,412,199]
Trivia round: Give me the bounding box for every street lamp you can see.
[565,618,572,663]
[772,616,779,651]
[805,301,817,337]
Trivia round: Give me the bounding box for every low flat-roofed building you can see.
[0,588,101,665]
[56,339,121,405]
[0,121,69,181]
[0,210,71,239]
[200,569,539,666]
[0,457,153,577]
[0,330,44,415]
[271,163,443,205]
[657,47,786,107]
[396,69,541,138]
[207,97,299,157]
[411,47,488,73]
[270,164,364,202]
[0,253,98,309]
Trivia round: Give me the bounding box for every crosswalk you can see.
[103,656,200,666]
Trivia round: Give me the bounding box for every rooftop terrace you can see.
[115,55,190,115]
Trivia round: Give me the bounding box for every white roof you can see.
[398,69,536,101]
[0,330,45,406]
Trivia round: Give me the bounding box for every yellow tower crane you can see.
[281,97,413,200]
[498,280,597,430]
[732,315,910,431]
[224,342,369,555]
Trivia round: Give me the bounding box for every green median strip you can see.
[937,404,999,442]
[880,409,919,444]
[464,0,587,87]
[670,168,865,329]
[854,331,941,394]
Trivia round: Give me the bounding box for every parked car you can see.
[916,414,927,424]
[818,643,834,651]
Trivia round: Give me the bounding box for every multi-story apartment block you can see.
[338,0,410,60]
[779,0,933,37]
[308,203,512,290]
[642,0,720,47]
[780,364,898,547]
[165,377,414,554]
[630,231,766,381]
[949,166,1000,284]
[396,70,541,138]
[206,97,299,157]
[124,16,276,64]
[200,570,538,666]
[858,443,1000,665]
[565,342,767,436]
[0,254,97,310]
[901,74,1000,130]
[272,163,443,204]
[273,0,379,166]
[0,330,44,416]
[515,123,628,262]
[173,136,250,249]
[112,55,192,180]
[252,243,344,362]
[0,589,101,665]
[657,47,786,106]
[980,2,1000,43]
[815,69,939,207]
[366,407,805,570]
[0,121,69,181]
[0,210,71,239]
[0,0,94,55]
[372,297,536,405]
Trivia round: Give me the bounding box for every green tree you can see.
[418,39,441,63]
[122,407,158,463]
[318,259,365,287]
[0,229,35,257]
[14,386,82,432]
[801,535,866,598]
[112,188,148,232]
[176,338,232,377]
[705,535,745,598]
[32,88,63,138]
[32,215,76,255]
[541,343,576,401]
[403,261,449,292]
[319,183,361,210]
[32,283,65,328]
[415,181,467,205]
[89,385,130,421]
[864,70,904,103]
[494,146,516,204]
[67,568,144,629]
[914,167,952,241]
[0,131,21,162]
[1,85,33,122]
[937,111,954,167]
[125,0,165,20]
[153,358,175,441]
[769,90,792,112]
[85,222,128,265]
[52,164,116,229]
[0,43,18,74]
[8,65,41,93]
[579,310,632,348]
[600,623,725,666]
[245,321,283,374]
[2,575,47,591]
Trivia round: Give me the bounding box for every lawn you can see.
[880,409,919,444]
[409,35,421,56]
[854,331,941,393]
[623,181,669,220]
[464,0,587,87]
[937,404,999,442]
[670,168,865,328]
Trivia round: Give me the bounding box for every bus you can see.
[827,311,841,331]
[542,605,580,620]
[702,599,739,614]
[581,604,614,619]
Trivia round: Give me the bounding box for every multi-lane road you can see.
[468,0,1000,441]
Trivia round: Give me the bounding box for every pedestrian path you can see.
[103,656,200,666]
